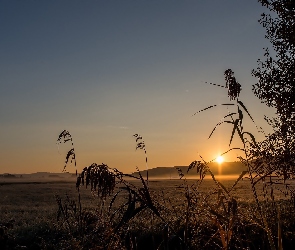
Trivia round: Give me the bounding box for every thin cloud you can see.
[107,125,129,130]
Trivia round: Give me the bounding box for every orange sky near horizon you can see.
[0,1,276,174]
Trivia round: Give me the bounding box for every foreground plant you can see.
[55,72,294,249]
[54,1,295,248]
[190,65,295,249]
[56,132,172,249]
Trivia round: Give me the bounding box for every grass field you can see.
[1,176,295,249]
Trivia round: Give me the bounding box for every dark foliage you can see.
[251,0,295,179]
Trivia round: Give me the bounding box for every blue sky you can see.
[0,0,275,174]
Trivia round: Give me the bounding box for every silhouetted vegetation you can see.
[1,1,294,249]
[251,0,295,180]
[0,174,17,178]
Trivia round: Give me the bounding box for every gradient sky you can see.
[0,0,276,174]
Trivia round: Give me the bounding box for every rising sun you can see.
[216,156,224,164]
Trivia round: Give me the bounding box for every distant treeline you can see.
[0,173,17,178]
[0,172,76,179]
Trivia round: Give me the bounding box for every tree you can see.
[251,0,295,179]
[252,0,295,121]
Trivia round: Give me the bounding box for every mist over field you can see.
[0,162,246,181]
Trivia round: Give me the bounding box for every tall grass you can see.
[53,69,294,250]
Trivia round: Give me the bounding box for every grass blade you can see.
[242,131,258,148]
[228,171,248,193]
[109,190,122,212]
[237,100,254,122]
[192,103,235,116]
[229,119,239,146]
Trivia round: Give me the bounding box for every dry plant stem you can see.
[56,195,72,232]
[238,129,276,249]
[239,126,276,249]
[184,187,191,246]
[227,101,264,222]
[277,205,283,250]
[195,85,281,249]
[243,159,262,218]
[57,130,77,174]
[133,134,149,186]
[203,230,220,249]
[199,155,230,201]
[78,191,82,234]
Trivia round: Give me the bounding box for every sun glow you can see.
[216,156,224,164]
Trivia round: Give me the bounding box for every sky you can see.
[0,0,276,174]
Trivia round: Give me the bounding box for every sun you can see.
[216,156,224,164]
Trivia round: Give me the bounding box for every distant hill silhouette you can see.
[132,162,246,178]
[1,162,246,180]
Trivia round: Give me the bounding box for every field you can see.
[1,176,295,249]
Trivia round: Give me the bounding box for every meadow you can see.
[1,176,295,249]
